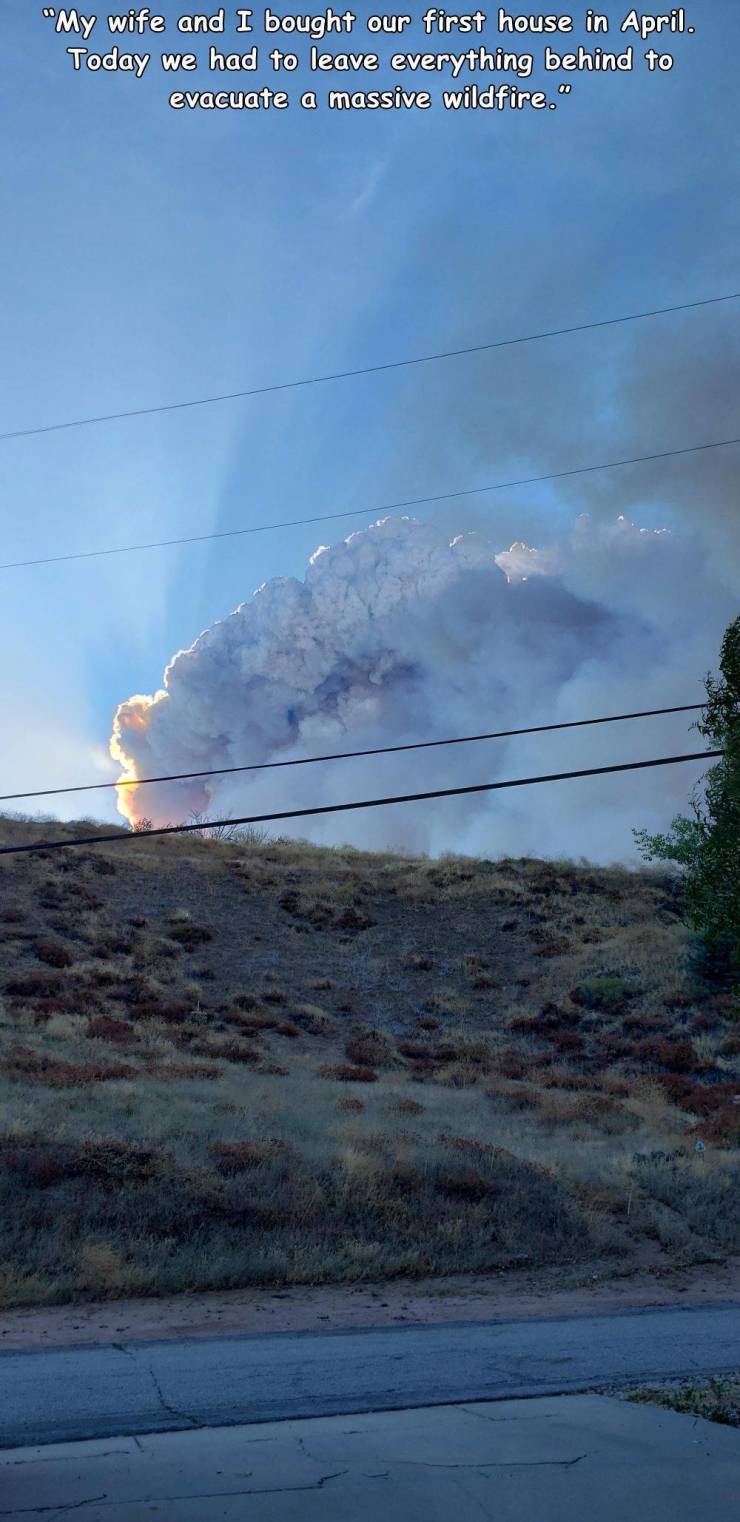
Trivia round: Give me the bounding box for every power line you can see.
[1,291,737,444]
[2,435,739,572]
[0,751,721,857]
[0,702,706,804]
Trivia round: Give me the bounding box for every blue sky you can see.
[1,2,738,827]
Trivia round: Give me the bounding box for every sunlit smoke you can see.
[110,513,736,860]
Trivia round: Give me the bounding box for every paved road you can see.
[2,1394,739,1521]
[0,1304,738,1449]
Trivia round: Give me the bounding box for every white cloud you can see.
[110,513,735,860]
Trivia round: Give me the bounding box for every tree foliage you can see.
[634,615,740,988]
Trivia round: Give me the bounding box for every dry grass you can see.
[0,814,737,1308]
[623,1375,740,1428]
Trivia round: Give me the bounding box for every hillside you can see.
[0,813,737,1309]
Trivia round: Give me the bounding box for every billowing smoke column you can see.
[110,514,736,860]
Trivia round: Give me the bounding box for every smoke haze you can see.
[110,512,737,861]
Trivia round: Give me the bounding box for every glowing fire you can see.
[109,691,161,827]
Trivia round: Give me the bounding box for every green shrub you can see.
[571,976,632,1013]
[635,615,740,996]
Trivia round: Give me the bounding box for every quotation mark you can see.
[43,7,56,15]
[549,82,572,109]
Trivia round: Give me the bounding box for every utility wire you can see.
[0,702,706,804]
[0,751,722,857]
[1,292,737,444]
[2,435,739,572]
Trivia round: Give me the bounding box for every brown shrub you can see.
[388,1162,423,1194]
[635,1037,699,1073]
[687,1104,740,1148]
[572,1180,629,1217]
[404,953,433,971]
[288,1003,332,1035]
[319,1063,378,1083]
[656,1075,740,1146]
[230,1007,281,1033]
[657,1072,695,1106]
[345,1026,393,1068]
[31,996,75,1021]
[689,1012,717,1034]
[397,1039,457,1064]
[34,940,73,969]
[190,1037,261,1065]
[305,902,335,929]
[506,1015,540,1037]
[88,857,116,876]
[499,1082,547,1111]
[597,1072,630,1097]
[537,1002,581,1030]
[168,923,212,949]
[659,1077,739,1143]
[540,1069,595,1092]
[662,988,692,1009]
[5,973,64,999]
[338,1096,364,1112]
[1,1047,133,1086]
[623,1012,669,1035]
[78,1137,160,1178]
[0,1134,160,1186]
[533,938,573,958]
[89,938,128,960]
[551,1031,585,1056]
[208,1139,287,1173]
[435,1167,491,1202]
[87,1015,137,1044]
[437,1134,491,1155]
[536,1091,634,1131]
[135,999,191,1024]
[596,1034,634,1062]
[397,1039,430,1060]
[143,1061,219,1081]
[498,1050,528,1080]
[396,1097,425,1115]
[337,905,375,932]
[234,1009,299,1038]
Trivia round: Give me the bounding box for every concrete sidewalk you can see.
[1,1395,738,1521]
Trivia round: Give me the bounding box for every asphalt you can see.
[0,1303,738,1449]
[1,1394,739,1521]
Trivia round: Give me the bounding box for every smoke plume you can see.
[110,513,737,861]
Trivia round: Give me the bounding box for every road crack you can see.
[3,1475,349,1515]
[458,1405,556,1425]
[146,1362,199,1429]
[386,1454,590,1471]
[0,1499,107,1518]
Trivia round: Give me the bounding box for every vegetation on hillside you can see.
[636,614,740,993]
[0,819,737,1308]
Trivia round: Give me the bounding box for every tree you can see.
[634,614,740,991]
